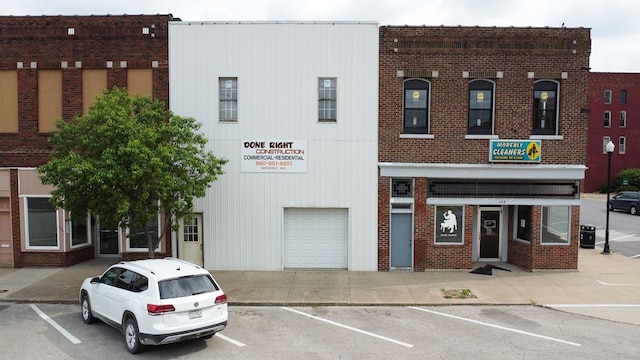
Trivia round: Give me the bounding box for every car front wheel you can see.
[124,318,145,354]
[81,295,96,324]
[631,205,638,215]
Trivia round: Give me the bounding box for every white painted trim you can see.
[428,198,580,206]
[378,162,586,180]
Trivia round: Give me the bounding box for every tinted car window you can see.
[115,270,149,293]
[100,267,124,286]
[159,275,218,299]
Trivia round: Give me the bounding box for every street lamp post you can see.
[603,140,615,255]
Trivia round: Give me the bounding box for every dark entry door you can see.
[479,210,500,259]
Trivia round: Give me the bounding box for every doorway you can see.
[98,226,120,256]
[390,212,412,268]
[478,208,502,260]
[180,214,203,267]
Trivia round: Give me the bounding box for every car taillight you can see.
[215,294,227,305]
[147,304,175,316]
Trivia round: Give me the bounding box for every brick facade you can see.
[585,73,640,193]
[378,26,590,271]
[0,15,172,267]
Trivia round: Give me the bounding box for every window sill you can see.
[465,134,499,140]
[25,246,60,251]
[400,134,434,139]
[540,242,571,246]
[530,134,563,140]
[513,238,531,245]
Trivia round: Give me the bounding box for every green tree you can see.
[38,88,227,258]
[614,168,640,192]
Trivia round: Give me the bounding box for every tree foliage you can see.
[38,88,227,257]
[614,168,640,192]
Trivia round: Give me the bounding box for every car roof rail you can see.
[162,256,202,269]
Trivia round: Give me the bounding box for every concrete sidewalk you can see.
[1,247,640,325]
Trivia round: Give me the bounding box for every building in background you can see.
[169,22,379,270]
[0,15,173,267]
[584,73,640,193]
[378,26,591,271]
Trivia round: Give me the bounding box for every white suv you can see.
[79,257,228,354]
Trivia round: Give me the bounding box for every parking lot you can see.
[2,303,639,359]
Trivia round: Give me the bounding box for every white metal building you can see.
[169,21,379,270]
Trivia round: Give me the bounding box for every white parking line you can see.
[215,333,246,347]
[409,306,581,347]
[596,234,638,245]
[545,304,640,308]
[596,280,635,286]
[30,304,81,344]
[281,307,413,348]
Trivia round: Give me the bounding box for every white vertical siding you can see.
[170,22,378,270]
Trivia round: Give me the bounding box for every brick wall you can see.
[378,26,590,271]
[379,26,590,165]
[1,15,172,267]
[585,73,640,193]
[0,15,172,168]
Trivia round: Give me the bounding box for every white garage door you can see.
[284,208,348,269]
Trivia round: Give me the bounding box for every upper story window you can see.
[532,80,558,135]
[219,78,237,122]
[604,90,612,104]
[318,78,337,122]
[602,136,611,154]
[620,111,627,128]
[468,80,495,135]
[403,79,430,134]
[621,90,627,105]
[604,111,611,127]
[619,136,626,154]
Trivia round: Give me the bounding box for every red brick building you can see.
[0,15,173,267]
[584,73,640,193]
[378,26,591,271]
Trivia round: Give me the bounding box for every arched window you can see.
[403,79,430,134]
[468,80,495,135]
[533,80,559,135]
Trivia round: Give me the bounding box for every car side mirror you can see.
[90,276,100,284]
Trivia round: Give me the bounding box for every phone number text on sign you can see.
[241,140,307,173]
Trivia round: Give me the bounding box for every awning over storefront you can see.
[380,162,586,206]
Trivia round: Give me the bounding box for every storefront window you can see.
[71,214,90,246]
[516,206,531,242]
[26,197,58,248]
[435,206,463,244]
[129,218,160,250]
[541,206,570,244]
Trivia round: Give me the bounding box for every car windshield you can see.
[158,275,218,299]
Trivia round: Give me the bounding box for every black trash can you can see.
[580,224,596,249]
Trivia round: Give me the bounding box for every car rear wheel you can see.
[81,295,96,324]
[631,205,638,215]
[124,318,145,354]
